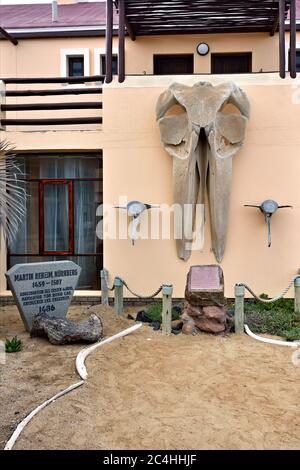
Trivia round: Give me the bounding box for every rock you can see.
[171,328,182,335]
[182,318,197,335]
[31,312,103,345]
[184,304,203,318]
[202,306,226,322]
[171,319,183,330]
[185,265,225,307]
[151,321,161,331]
[136,311,152,323]
[127,314,135,320]
[193,317,225,334]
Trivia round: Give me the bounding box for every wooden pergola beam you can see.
[118,0,125,83]
[279,0,286,79]
[105,0,113,84]
[289,0,297,78]
[270,10,279,36]
[0,27,18,46]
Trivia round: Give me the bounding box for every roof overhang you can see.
[115,0,290,36]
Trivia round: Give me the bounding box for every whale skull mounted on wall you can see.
[156,81,250,263]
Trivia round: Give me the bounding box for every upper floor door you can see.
[154,54,194,75]
[211,53,252,74]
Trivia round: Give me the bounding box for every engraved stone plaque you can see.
[6,260,81,331]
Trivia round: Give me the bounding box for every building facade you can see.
[1,0,300,298]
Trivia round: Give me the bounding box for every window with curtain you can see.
[8,154,103,290]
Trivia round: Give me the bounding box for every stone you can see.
[182,320,197,335]
[136,311,152,323]
[156,81,250,262]
[151,321,161,331]
[171,319,183,330]
[184,304,203,318]
[31,312,103,345]
[185,265,225,307]
[5,260,81,332]
[193,317,225,334]
[202,306,226,322]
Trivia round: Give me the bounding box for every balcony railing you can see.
[0,75,104,129]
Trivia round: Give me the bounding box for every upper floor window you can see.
[60,48,90,79]
[68,56,84,77]
[211,53,252,74]
[153,54,194,75]
[94,48,118,76]
[101,55,118,75]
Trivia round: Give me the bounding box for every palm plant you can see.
[0,140,26,241]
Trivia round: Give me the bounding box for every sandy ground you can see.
[0,304,300,450]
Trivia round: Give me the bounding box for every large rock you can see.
[185,265,225,307]
[31,312,103,345]
[193,317,225,334]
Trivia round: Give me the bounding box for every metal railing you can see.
[0,75,104,128]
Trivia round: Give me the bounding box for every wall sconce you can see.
[115,200,159,245]
[196,43,210,56]
[244,199,292,247]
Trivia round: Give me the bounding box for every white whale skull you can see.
[156,81,250,262]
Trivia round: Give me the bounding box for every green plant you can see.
[146,303,180,322]
[244,294,300,341]
[5,336,23,353]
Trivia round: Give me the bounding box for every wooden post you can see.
[234,284,245,334]
[114,277,123,316]
[279,0,286,79]
[118,0,125,83]
[100,269,109,306]
[162,284,173,335]
[294,277,300,314]
[105,0,113,84]
[290,0,297,78]
[0,81,6,131]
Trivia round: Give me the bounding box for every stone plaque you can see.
[185,265,225,307]
[190,265,221,291]
[5,260,81,331]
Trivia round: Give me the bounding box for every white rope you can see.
[239,275,300,304]
[76,323,142,380]
[244,324,300,348]
[4,381,84,451]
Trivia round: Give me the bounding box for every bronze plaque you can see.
[190,265,221,291]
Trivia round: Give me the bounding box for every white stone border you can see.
[4,323,143,450]
[60,48,90,79]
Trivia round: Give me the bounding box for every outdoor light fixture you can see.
[244,199,292,247]
[115,200,159,245]
[196,43,209,56]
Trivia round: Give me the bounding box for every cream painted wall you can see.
[102,74,300,299]
[0,31,295,79]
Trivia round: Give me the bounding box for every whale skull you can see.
[156,81,250,262]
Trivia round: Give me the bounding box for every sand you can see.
[0,304,299,450]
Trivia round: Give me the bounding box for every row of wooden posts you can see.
[234,277,300,333]
[100,269,173,334]
[101,270,300,335]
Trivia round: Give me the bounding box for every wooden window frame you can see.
[211,52,252,74]
[39,179,74,256]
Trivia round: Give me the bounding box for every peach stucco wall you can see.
[102,74,300,298]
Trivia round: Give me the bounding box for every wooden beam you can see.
[279,0,286,79]
[125,16,136,41]
[118,0,125,83]
[1,102,102,111]
[1,117,102,126]
[105,0,113,84]
[1,75,104,84]
[270,11,279,36]
[6,88,102,97]
[290,0,297,78]
[0,27,18,46]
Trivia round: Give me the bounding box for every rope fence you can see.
[234,275,300,333]
[100,269,173,334]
